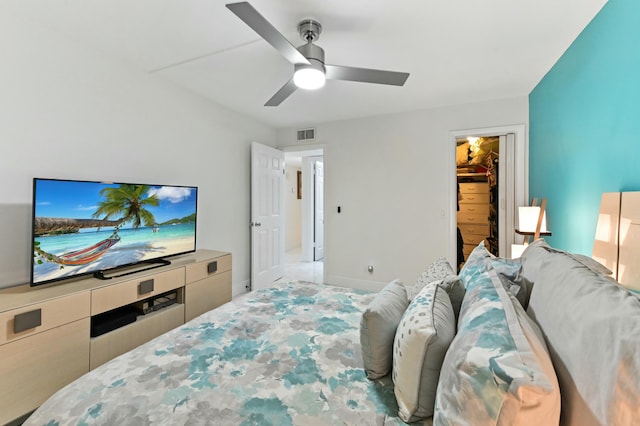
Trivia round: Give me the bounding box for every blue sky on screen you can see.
[34,179,197,224]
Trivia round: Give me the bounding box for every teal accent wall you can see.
[529,0,640,255]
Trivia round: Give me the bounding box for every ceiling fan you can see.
[225,2,410,106]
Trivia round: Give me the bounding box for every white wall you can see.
[277,98,528,291]
[0,11,277,294]
[284,164,302,251]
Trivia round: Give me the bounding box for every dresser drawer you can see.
[459,182,489,194]
[0,318,90,425]
[458,224,489,236]
[91,268,185,315]
[185,270,232,321]
[457,212,489,225]
[458,204,489,215]
[185,253,232,284]
[459,192,489,204]
[460,233,486,246]
[0,292,90,345]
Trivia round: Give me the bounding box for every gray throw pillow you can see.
[437,275,465,322]
[360,279,409,379]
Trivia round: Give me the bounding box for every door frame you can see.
[280,146,325,263]
[448,124,528,265]
[301,155,324,262]
[312,158,324,261]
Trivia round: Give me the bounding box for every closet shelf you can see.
[457,172,486,177]
[515,229,552,236]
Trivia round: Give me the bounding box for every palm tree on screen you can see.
[92,184,159,229]
[33,185,160,267]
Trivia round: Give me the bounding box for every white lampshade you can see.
[293,67,325,90]
[511,244,527,259]
[518,206,548,233]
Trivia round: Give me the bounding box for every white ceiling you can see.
[3,0,607,129]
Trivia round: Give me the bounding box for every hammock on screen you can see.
[35,230,121,266]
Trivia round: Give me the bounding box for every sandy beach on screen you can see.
[140,237,195,260]
[33,237,196,283]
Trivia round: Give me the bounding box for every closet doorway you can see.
[449,125,527,267]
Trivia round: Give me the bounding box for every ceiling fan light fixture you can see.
[294,61,326,90]
[226,2,410,106]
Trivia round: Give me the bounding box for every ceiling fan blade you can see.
[265,78,298,106]
[226,2,310,66]
[325,64,409,86]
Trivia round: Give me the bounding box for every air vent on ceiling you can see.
[296,127,316,142]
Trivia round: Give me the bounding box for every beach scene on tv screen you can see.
[32,180,197,284]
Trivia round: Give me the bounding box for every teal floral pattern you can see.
[25,282,431,425]
[434,248,559,425]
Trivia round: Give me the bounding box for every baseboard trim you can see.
[232,279,251,297]
[325,275,387,292]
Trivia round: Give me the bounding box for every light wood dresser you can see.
[457,182,490,259]
[0,249,231,425]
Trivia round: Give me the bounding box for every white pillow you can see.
[392,282,456,422]
[360,279,409,379]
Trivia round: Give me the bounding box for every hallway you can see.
[277,247,323,284]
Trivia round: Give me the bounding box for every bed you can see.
[24,281,424,425]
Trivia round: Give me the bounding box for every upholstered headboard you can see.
[592,191,640,293]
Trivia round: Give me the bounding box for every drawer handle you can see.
[14,309,42,333]
[139,279,154,295]
[207,261,218,274]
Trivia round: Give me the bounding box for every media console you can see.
[0,249,232,425]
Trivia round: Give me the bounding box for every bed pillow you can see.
[392,282,456,422]
[521,239,640,425]
[406,256,456,300]
[438,275,465,322]
[487,256,532,309]
[459,241,532,310]
[434,267,560,425]
[497,270,532,309]
[458,241,493,287]
[360,279,409,379]
[523,238,613,276]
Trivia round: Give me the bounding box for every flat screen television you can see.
[31,178,198,286]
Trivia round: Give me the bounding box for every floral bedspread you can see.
[25,281,425,425]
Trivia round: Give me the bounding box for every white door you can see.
[498,134,516,257]
[314,160,324,260]
[251,142,285,291]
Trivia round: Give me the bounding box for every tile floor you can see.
[277,246,324,284]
